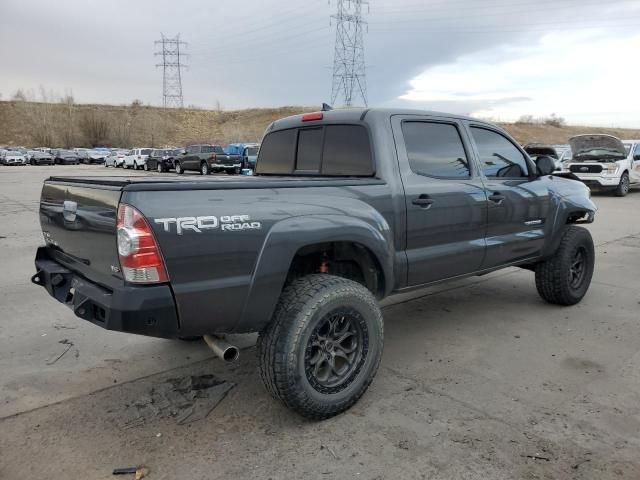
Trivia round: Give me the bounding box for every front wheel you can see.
[535,226,595,306]
[157,163,164,173]
[615,172,630,197]
[201,162,210,175]
[258,274,384,420]
[175,162,183,174]
[143,162,149,171]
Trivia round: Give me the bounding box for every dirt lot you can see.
[1,165,639,480]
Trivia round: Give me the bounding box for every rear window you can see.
[256,124,373,176]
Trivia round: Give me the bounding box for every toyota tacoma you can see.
[32,108,597,419]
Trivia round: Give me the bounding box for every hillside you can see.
[1,100,639,148]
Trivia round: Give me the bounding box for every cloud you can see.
[398,28,640,126]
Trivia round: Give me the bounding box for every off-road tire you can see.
[615,172,630,197]
[535,226,595,305]
[258,274,384,420]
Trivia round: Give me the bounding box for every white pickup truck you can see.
[565,135,640,196]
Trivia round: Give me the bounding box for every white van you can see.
[566,135,640,196]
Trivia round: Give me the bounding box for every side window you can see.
[401,121,470,178]
[633,143,640,160]
[470,127,530,178]
[296,128,323,172]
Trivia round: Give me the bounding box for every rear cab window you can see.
[256,124,374,176]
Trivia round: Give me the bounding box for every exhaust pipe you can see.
[203,334,239,362]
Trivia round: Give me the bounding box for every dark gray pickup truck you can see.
[32,108,596,419]
[175,144,242,175]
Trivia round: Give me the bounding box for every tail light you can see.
[302,112,323,122]
[117,204,168,283]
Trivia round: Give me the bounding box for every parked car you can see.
[85,149,107,164]
[565,135,640,196]
[53,150,80,165]
[1,150,27,165]
[176,144,242,175]
[146,148,181,172]
[31,108,596,419]
[104,150,127,168]
[123,148,152,169]
[29,152,55,165]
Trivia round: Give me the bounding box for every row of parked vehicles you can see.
[0,143,261,173]
[104,143,260,174]
[0,147,112,166]
[523,135,640,196]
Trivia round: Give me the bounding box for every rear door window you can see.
[401,121,470,178]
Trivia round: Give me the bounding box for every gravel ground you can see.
[1,165,639,480]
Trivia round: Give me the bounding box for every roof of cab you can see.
[269,107,494,132]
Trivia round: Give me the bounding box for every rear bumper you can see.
[32,247,180,338]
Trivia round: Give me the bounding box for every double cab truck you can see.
[32,108,596,419]
[565,134,640,196]
[176,144,242,175]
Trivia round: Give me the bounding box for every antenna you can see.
[330,0,369,107]
[154,33,187,108]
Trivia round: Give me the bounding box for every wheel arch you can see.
[234,214,394,333]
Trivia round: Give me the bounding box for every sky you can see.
[1,0,639,126]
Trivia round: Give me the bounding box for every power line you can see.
[331,0,369,107]
[155,33,187,108]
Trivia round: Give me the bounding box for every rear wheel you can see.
[615,172,630,197]
[175,162,183,174]
[258,274,384,420]
[535,226,595,305]
[201,162,210,175]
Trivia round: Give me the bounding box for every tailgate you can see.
[39,180,123,289]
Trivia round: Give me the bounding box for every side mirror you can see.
[536,155,556,176]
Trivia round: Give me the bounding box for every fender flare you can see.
[542,194,597,258]
[233,214,394,333]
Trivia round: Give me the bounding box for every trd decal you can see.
[154,215,261,235]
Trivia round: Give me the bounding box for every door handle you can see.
[412,195,434,208]
[488,192,505,204]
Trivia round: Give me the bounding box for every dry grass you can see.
[1,100,639,148]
